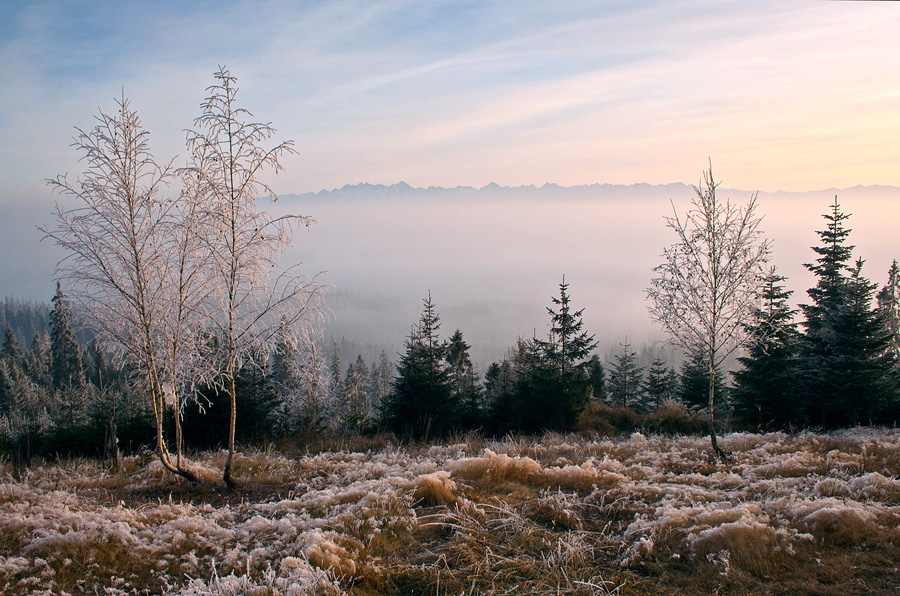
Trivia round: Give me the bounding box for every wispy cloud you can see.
[2,0,900,199]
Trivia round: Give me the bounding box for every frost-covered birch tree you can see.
[185,68,324,486]
[43,95,202,481]
[647,164,770,459]
[159,169,216,471]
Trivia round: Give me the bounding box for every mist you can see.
[272,182,900,367]
[3,181,897,370]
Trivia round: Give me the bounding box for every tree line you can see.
[2,69,899,471]
[2,192,898,463]
[378,181,899,441]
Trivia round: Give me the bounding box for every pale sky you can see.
[3,0,900,201]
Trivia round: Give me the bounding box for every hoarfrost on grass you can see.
[2,428,899,593]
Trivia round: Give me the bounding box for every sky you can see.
[2,0,900,200]
[2,0,900,358]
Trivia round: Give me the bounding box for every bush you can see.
[575,400,709,436]
[575,401,642,435]
[645,401,709,435]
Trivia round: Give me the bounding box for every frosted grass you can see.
[0,428,898,594]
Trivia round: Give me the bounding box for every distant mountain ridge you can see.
[280,181,693,201]
[280,181,899,202]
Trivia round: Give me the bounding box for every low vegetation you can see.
[2,428,899,595]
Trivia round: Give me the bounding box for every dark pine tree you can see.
[381,293,457,439]
[534,277,598,430]
[484,356,518,434]
[446,329,484,430]
[607,339,644,409]
[587,354,606,402]
[24,332,52,389]
[827,259,896,424]
[679,351,727,413]
[49,282,84,390]
[877,259,900,368]
[798,198,897,426]
[330,342,343,413]
[642,352,676,411]
[732,268,801,430]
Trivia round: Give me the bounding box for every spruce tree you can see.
[642,353,676,411]
[877,259,900,366]
[484,357,517,434]
[369,351,394,414]
[607,339,644,409]
[24,333,52,389]
[330,343,344,417]
[679,352,726,412]
[0,325,23,414]
[512,336,554,432]
[49,283,84,390]
[587,354,606,402]
[271,317,299,394]
[381,293,457,438]
[799,198,897,426]
[535,277,598,429]
[2,325,22,366]
[343,355,370,432]
[447,330,484,430]
[732,268,800,429]
[828,259,896,423]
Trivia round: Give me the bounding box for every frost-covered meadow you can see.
[2,429,899,595]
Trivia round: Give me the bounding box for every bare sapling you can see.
[184,67,325,487]
[44,94,201,482]
[647,163,770,460]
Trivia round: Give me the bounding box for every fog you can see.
[3,182,897,369]
[273,182,900,367]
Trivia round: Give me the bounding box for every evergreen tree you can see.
[24,333,52,389]
[0,325,24,415]
[484,357,517,433]
[642,353,676,411]
[732,268,801,429]
[342,355,370,432]
[381,293,457,438]
[49,283,84,390]
[271,317,299,394]
[369,351,394,415]
[587,355,606,402]
[534,277,598,429]
[510,337,553,433]
[799,198,897,426]
[330,343,344,419]
[679,352,726,412]
[447,330,484,430]
[877,259,900,366]
[829,259,896,423]
[2,325,22,366]
[607,339,644,409]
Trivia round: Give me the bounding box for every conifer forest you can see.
[1,70,900,596]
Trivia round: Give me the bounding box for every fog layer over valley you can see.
[273,182,900,365]
[2,181,897,366]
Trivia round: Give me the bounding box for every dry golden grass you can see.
[2,428,900,595]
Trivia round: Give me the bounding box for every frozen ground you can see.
[1,429,899,595]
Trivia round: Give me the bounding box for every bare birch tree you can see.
[43,95,201,481]
[159,169,216,470]
[647,164,770,459]
[185,67,324,486]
